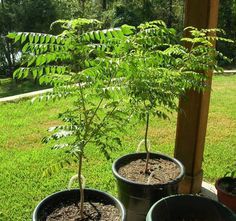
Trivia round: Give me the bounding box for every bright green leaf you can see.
[121,24,135,35]
[21,33,28,43]
[14,33,22,43]
[29,33,35,43]
[89,32,95,41]
[40,35,46,44]
[27,57,36,67]
[7,32,17,39]
[22,43,29,53]
[32,69,38,79]
[94,31,100,41]
[34,34,40,43]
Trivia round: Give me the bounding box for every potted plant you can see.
[8,18,135,221]
[112,22,232,221]
[146,195,236,221]
[215,162,236,212]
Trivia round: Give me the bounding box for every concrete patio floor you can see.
[201,181,217,201]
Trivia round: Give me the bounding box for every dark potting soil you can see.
[118,158,180,184]
[46,201,121,221]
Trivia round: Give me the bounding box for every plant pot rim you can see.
[146,194,236,220]
[32,188,126,221]
[112,152,185,187]
[215,177,236,197]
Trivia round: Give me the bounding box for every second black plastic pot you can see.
[112,152,185,221]
[32,188,126,221]
[146,194,236,221]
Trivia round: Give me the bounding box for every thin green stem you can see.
[87,96,104,127]
[83,105,117,147]
[84,74,114,145]
[145,112,150,173]
[78,83,88,126]
[78,153,84,219]
[84,71,113,140]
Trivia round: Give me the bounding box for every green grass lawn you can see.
[0,75,235,220]
[0,78,50,98]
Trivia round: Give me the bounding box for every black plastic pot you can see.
[146,194,236,221]
[215,177,236,212]
[32,188,126,221]
[112,152,185,221]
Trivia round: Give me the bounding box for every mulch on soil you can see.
[118,158,180,184]
[46,201,121,221]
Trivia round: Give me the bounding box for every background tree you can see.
[218,0,236,65]
[1,0,235,78]
[0,0,58,77]
[0,0,22,76]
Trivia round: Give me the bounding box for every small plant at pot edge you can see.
[224,162,236,178]
[223,162,236,195]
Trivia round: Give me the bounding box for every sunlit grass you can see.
[0,75,235,220]
[203,75,236,181]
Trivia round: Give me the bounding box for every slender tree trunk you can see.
[142,0,147,9]
[11,44,15,67]
[2,42,10,65]
[102,0,106,10]
[225,0,233,32]
[3,39,14,76]
[1,0,15,77]
[80,0,86,16]
[1,0,5,9]
[78,154,84,219]
[167,0,173,27]
[144,112,150,173]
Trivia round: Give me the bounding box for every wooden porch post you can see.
[174,0,219,193]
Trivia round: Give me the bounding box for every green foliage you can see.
[9,17,135,160]
[125,24,230,122]
[11,20,230,130]
[9,17,134,216]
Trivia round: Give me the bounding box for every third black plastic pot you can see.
[215,177,236,212]
[146,194,236,221]
[33,188,126,221]
[112,152,185,221]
